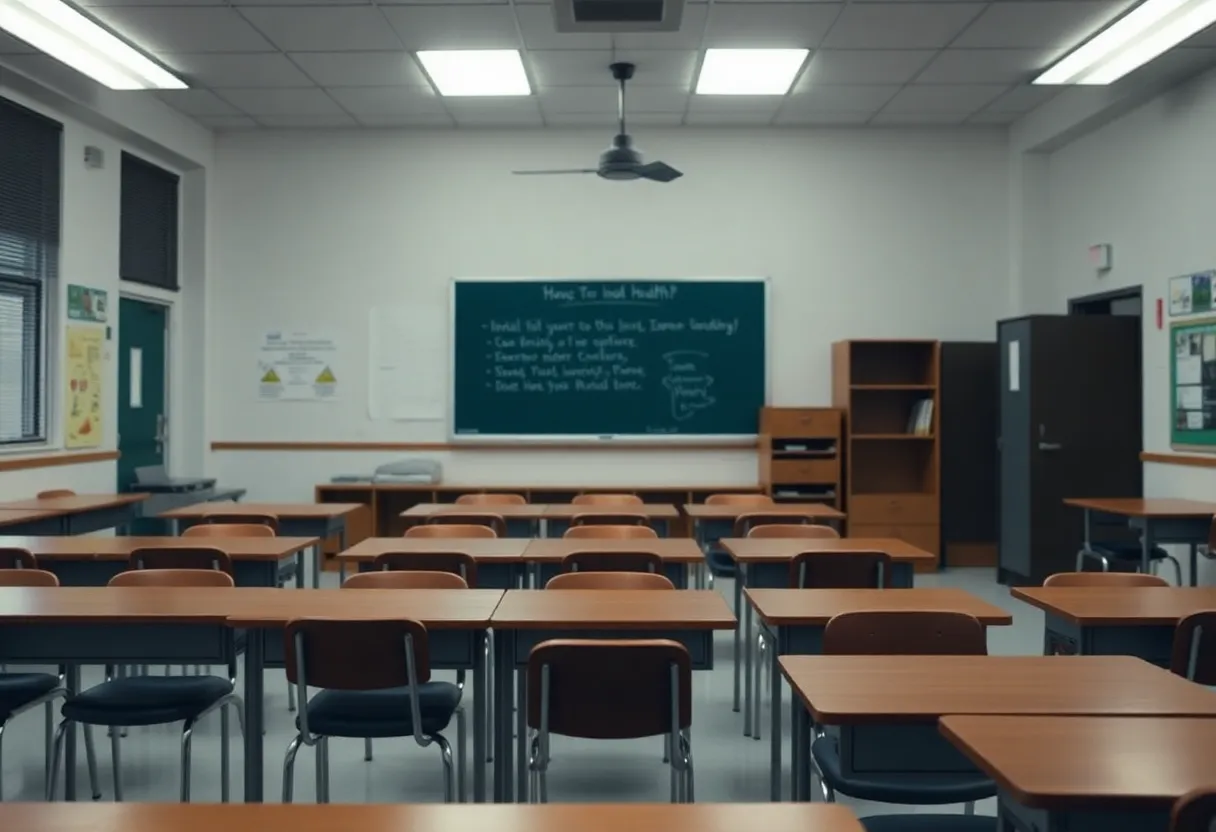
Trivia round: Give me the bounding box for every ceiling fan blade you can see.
[634,161,682,183]
[512,169,598,175]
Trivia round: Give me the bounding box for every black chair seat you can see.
[0,673,59,719]
[705,548,737,578]
[1091,542,1170,561]
[812,736,995,804]
[862,815,997,832]
[303,682,460,738]
[63,675,233,726]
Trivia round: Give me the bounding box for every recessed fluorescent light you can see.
[695,48,809,95]
[0,0,185,90]
[416,50,531,97]
[1034,0,1216,85]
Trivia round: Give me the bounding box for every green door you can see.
[117,297,167,491]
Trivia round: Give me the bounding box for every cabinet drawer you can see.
[770,459,838,483]
[764,408,840,438]
[849,523,940,560]
[849,494,939,525]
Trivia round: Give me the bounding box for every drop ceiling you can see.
[1,1,1213,129]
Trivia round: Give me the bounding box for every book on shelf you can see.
[913,398,934,436]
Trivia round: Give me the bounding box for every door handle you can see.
[1038,442,1063,451]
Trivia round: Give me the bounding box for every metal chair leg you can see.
[47,719,67,800]
[456,706,467,802]
[1168,555,1184,586]
[287,678,296,713]
[486,634,494,764]
[110,726,123,801]
[732,575,742,712]
[44,700,53,786]
[180,721,195,802]
[434,733,456,804]
[82,725,101,799]
[282,735,303,803]
[754,631,765,742]
[221,704,230,803]
[315,736,329,803]
[965,801,976,815]
[364,738,373,761]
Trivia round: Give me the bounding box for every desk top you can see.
[0,508,64,526]
[721,537,936,564]
[1063,497,1216,517]
[524,538,704,562]
[940,715,1216,811]
[0,535,317,562]
[541,504,681,520]
[400,503,550,519]
[684,503,845,521]
[780,655,1216,724]
[746,588,1013,626]
[161,502,364,519]
[0,493,148,512]
[1012,586,1216,625]
[492,589,736,630]
[0,802,867,832]
[340,537,532,562]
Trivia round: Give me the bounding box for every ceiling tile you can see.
[823,4,985,49]
[446,98,544,127]
[239,7,403,51]
[290,52,428,87]
[967,111,1020,124]
[915,48,1060,84]
[357,114,457,128]
[775,110,872,125]
[953,1,1136,49]
[217,87,345,116]
[162,53,314,88]
[784,83,900,112]
[687,96,783,117]
[257,114,358,128]
[800,49,935,86]
[614,3,709,49]
[684,111,777,126]
[194,116,259,131]
[328,86,446,116]
[882,83,1007,113]
[382,4,523,50]
[0,32,35,54]
[545,112,683,127]
[156,89,241,116]
[870,111,970,125]
[86,6,273,53]
[704,3,839,48]
[979,83,1058,113]
[529,50,697,87]
[513,4,611,49]
[540,85,688,113]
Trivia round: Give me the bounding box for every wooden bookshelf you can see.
[759,407,843,508]
[832,340,941,567]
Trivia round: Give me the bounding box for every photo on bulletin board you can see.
[1170,315,1216,449]
[1169,271,1215,316]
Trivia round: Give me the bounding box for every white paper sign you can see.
[368,307,444,420]
[1177,385,1203,411]
[1008,340,1020,392]
[258,330,338,401]
[129,347,142,409]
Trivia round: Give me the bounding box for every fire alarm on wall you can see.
[1089,243,1112,274]
[83,146,104,169]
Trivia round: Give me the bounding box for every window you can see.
[0,96,61,446]
[120,152,179,291]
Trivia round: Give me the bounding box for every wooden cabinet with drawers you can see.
[759,407,843,509]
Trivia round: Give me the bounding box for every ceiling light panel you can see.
[695,48,809,95]
[417,49,531,97]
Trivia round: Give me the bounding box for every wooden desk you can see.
[1012,586,1216,666]
[941,715,1216,831]
[0,535,317,588]
[524,537,704,589]
[1064,497,1216,585]
[539,503,680,539]
[0,507,64,535]
[339,537,532,588]
[0,493,148,535]
[0,586,502,804]
[684,502,845,524]
[749,588,1012,801]
[780,654,1216,802]
[0,801,867,832]
[490,589,735,802]
[161,502,366,588]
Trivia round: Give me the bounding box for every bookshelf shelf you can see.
[853,434,935,440]
[850,384,937,391]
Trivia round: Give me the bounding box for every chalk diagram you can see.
[661,350,716,421]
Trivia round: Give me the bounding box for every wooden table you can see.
[1064,497,1216,584]
[749,587,1013,801]
[489,589,736,803]
[780,654,1216,802]
[941,715,1216,832]
[1012,585,1216,666]
[0,507,64,535]
[524,537,704,588]
[539,503,680,538]
[0,586,503,803]
[0,493,148,535]
[399,503,549,538]
[0,801,868,832]
[339,537,532,588]
[161,502,365,588]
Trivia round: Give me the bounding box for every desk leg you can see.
[744,566,753,737]
[493,632,513,802]
[312,543,321,589]
[64,664,79,800]
[244,631,265,802]
[295,550,304,589]
[336,527,346,586]
[516,670,527,803]
[791,696,809,802]
[473,629,486,803]
[1142,526,1151,577]
[1190,543,1198,588]
[770,640,782,801]
[733,571,742,713]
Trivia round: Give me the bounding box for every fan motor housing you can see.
[552,0,685,32]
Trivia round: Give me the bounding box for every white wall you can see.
[209,127,1011,495]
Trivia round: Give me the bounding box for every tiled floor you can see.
[0,567,1040,817]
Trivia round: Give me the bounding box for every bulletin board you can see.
[1170,316,1216,449]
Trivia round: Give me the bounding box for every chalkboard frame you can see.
[447,276,771,444]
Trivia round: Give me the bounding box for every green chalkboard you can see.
[1170,316,1216,448]
[451,279,767,439]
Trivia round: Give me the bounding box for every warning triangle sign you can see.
[316,366,336,384]
[261,368,281,383]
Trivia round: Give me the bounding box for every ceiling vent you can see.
[552,0,685,32]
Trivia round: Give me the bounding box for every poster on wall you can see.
[1169,271,1215,316]
[258,330,339,401]
[67,284,108,323]
[64,325,103,447]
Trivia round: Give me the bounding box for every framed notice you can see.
[1170,316,1216,449]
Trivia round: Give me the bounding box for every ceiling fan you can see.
[513,62,683,183]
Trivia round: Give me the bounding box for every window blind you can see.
[120,152,179,291]
[0,96,61,445]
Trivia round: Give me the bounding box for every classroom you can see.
[2,1,1216,830]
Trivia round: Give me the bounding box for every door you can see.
[117,297,168,492]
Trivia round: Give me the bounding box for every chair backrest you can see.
[0,569,59,587]
[562,551,663,574]
[370,551,477,586]
[563,524,658,539]
[1043,571,1169,587]
[129,546,234,574]
[748,523,839,540]
[790,551,893,589]
[1171,611,1216,685]
[36,489,75,499]
[284,618,430,690]
[183,523,276,539]
[546,571,674,590]
[823,611,988,655]
[455,493,526,506]
[344,570,469,590]
[527,638,691,739]
[203,513,279,533]
[572,493,643,506]
[733,512,811,536]
[570,512,650,528]
[426,512,506,536]
[0,547,38,570]
[1173,788,1216,832]
[404,523,497,539]
[110,568,234,588]
[705,493,772,506]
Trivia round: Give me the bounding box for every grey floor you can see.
[0,567,1040,818]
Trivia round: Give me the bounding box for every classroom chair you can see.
[281,617,461,804]
[526,638,693,803]
[571,493,643,506]
[747,524,839,539]
[372,551,478,586]
[810,611,994,832]
[563,524,658,539]
[699,494,774,583]
[545,571,674,590]
[1043,571,1169,587]
[455,493,526,506]
[183,523,275,539]
[561,551,662,574]
[1075,526,1182,585]
[201,513,280,532]
[569,512,650,527]
[1171,611,1216,684]
[36,489,75,499]
[48,569,244,803]
[0,547,37,569]
[405,524,497,539]
[733,512,812,536]
[426,513,507,537]
[129,546,233,574]
[0,569,67,801]
[1173,787,1216,832]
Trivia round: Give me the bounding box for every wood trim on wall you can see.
[212,440,759,452]
[1142,451,1216,469]
[0,450,119,473]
